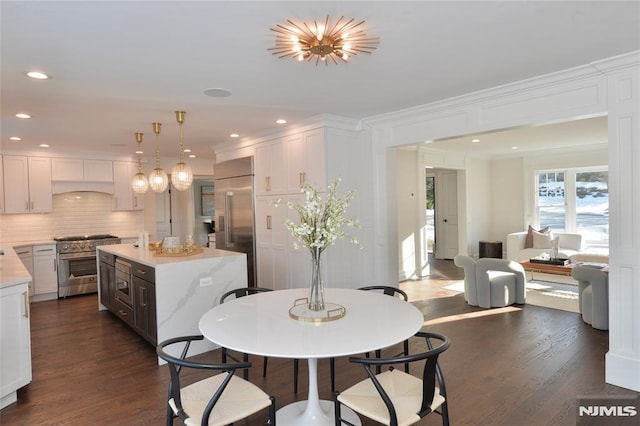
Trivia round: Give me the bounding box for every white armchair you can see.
[454,255,526,308]
[572,265,609,330]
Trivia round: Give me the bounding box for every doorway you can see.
[425,174,435,253]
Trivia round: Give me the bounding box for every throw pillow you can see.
[532,229,553,249]
[525,225,550,248]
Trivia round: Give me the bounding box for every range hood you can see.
[52,181,115,195]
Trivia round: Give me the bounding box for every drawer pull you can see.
[23,291,30,318]
[118,310,128,317]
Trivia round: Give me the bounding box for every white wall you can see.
[396,149,421,280]
[490,157,525,250]
[465,157,492,256]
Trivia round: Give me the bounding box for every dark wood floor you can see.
[2,258,637,425]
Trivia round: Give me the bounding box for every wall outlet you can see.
[199,277,213,287]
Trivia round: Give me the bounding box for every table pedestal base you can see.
[277,400,360,425]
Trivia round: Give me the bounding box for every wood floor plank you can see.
[1,258,637,425]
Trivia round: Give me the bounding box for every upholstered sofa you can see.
[506,231,583,262]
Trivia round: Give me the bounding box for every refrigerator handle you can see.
[224,191,235,247]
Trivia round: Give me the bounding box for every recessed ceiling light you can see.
[230,133,239,138]
[16,113,31,119]
[471,139,480,143]
[9,136,22,141]
[39,144,50,148]
[183,148,192,153]
[188,154,196,158]
[511,146,519,150]
[203,88,232,98]
[275,119,287,124]
[135,150,143,155]
[26,71,50,80]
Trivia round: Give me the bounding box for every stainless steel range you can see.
[55,234,121,298]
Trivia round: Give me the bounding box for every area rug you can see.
[442,280,579,313]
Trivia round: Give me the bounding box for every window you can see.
[536,167,608,248]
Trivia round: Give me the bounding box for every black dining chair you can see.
[156,334,276,426]
[334,331,451,426]
[220,286,306,393]
[219,287,273,380]
[358,285,411,374]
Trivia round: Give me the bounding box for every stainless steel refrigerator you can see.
[214,156,256,287]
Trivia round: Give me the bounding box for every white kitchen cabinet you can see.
[2,156,52,214]
[51,158,113,182]
[255,138,286,196]
[32,244,57,296]
[255,196,288,290]
[113,161,144,211]
[285,129,326,193]
[83,160,113,182]
[14,246,35,297]
[0,280,32,409]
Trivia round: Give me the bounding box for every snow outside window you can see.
[536,167,608,248]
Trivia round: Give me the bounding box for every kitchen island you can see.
[0,247,33,408]
[96,244,247,363]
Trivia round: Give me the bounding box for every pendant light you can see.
[131,132,149,193]
[148,122,169,192]
[171,110,193,191]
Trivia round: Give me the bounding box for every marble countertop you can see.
[97,243,244,268]
[0,247,33,289]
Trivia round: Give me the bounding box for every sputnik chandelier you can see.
[269,15,379,65]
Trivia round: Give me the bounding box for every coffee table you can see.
[520,260,574,277]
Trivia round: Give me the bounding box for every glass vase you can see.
[309,248,325,311]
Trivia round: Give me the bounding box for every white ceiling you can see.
[1,1,638,161]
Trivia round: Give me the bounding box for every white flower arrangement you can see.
[285,178,360,254]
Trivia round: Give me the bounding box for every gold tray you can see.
[152,245,204,257]
[289,298,346,323]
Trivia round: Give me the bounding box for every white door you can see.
[435,170,459,259]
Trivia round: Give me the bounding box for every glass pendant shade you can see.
[171,162,193,191]
[131,132,149,194]
[172,110,193,191]
[131,171,149,193]
[149,167,169,192]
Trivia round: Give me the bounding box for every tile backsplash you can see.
[0,192,143,245]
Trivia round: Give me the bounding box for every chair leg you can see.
[263,356,269,377]
[403,339,410,373]
[334,391,341,426]
[330,357,335,393]
[294,358,299,394]
[375,349,382,374]
[221,347,227,363]
[268,395,276,425]
[166,403,174,426]
[243,352,249,380]
[440,400,450,426]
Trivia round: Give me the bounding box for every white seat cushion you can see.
[337,368,445,426]
[171,374,272,426]
[488,272,516,307]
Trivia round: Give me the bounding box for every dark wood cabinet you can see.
[98,251,115,310]
[132,262,156,345]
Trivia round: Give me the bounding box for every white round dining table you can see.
[199,287,424,426]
